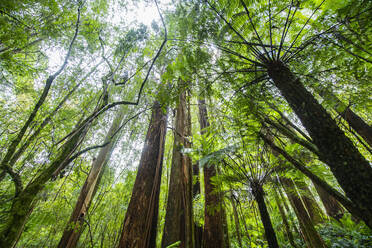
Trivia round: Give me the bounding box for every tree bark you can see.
[118,101,168,248]
[272,189,298,248]
[222,206,230,248]
[313,183,344,221]
[162,87,193,248]
[281,177,327,248]
[198,98,226,248]
[252,182,279,248]
[58,107,126,248]
[0,126,87,248]
[261,133,370,227]
[267,61,372,224]
[294,179,324,225]
[277,187,301,237]
[230,196,243,248]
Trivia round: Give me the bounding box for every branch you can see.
[0,4,82,180]
[66,107,148,164]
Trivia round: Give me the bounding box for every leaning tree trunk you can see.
[117,101,168,248]
[313,183,344,221]
[261,133,370,227]
[0,126,87,248]
[294,179,324,225]
[281,177,327,248]
[277,187,302,237]
[251,182,279,248]
[162,87,194,248]
[230,196,243,248]
[58,107,126,248]
[198,98,226,248]
[267,61,372,223]
[316,85,372,147]
[273,188,298,248]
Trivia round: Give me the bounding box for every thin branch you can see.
[0,3,82,180]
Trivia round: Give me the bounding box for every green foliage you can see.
[0,0,371,247]
[318,214,372,248]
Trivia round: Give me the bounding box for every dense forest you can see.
[0,0,371,247]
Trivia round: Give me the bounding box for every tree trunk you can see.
[198,98,226,248]
[260,132,371,228]
[273,189,298,248]
[58,107,126,248]
[230,196,243,248]
[193,162,201,197]
[277,187,301,237]
[162,87,193,248]
[267,61,372,224]
[0,126,87,248]
[222,206,230,248]
[252,182,279,248]
[317,86,372,147]
[192,162,203,248]
[281,177,327,248]
[117,101,168,248]
[313,183,344,221]
[294,179,324,225]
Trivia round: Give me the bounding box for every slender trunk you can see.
[313,183,344,220]
[118,101,168,248]
[0,8,80,181]
[58,107,126,248]
[222,206,230,248]
[277,187,301,237]
[192,162,203,248]
[162,87,193,248]
[294,179,324,225]
[273,188,298,248]
[0,127,87,248]
[317,86,372,147]
[267,61,372,223]
[261,133,370,228]
[252,182,279,248]
[198,98,225,248]
[230,196,243,248]
[281,177,327,248]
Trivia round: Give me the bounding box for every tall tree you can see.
[313,183,344,221]
[203,0,372,223]
[272,188,298,248]
[0,123,89,248]
[294,179,324,225]
[118,101,168,248]
[281,177,327,248]
[261,132,370,227]
[198,98,226,248]
[162,85,194,248]
[58,106,127,248]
